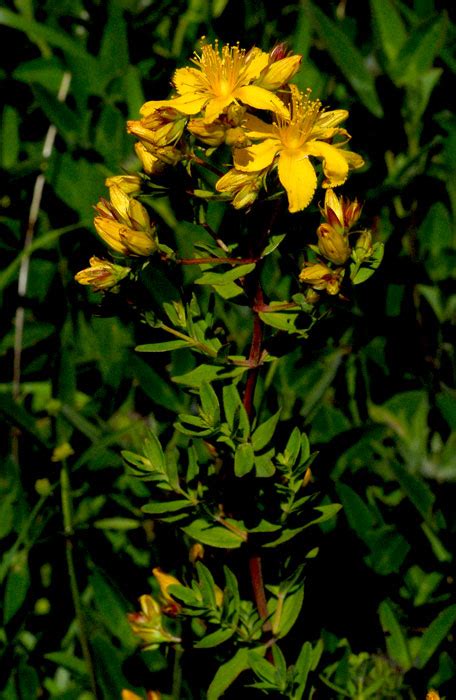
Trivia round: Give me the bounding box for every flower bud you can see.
[299,262,344,296]
[353,229,373,262]
[187,118,226,147]
[189,543,205,563]
[255,46,302,90]
[317,223,350,265]
[105,174,142,195]
[320,188,362,233]
[216,167,265,209]
[135,142,166,176]
[153,568,182,616]
[75,256,130,290]
[93,185,158,257]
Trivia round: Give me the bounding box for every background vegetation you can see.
[1,0,455,698]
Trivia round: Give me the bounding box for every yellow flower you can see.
[122,690,161,700]
[94,185,158,256]
[426,692,440,700]
[140,41,292,124]
[234,85,364,213]
[299,261,344,295]
[75,256,130,291]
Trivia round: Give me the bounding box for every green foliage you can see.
[1,1,455,699]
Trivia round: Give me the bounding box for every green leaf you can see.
[0,8,99,71]
[248,651,277,684]
[194,627,235,648]
[223,383,242,432]
[195,263,255,286]
[259,310,299,332]
[389,460,435,521]
[182,518,246,548]
[309,2,383,117]
[44,652,88,678]
[94,518,141,530]
[32,84,80,147]
[254,450,276,478]
[200,382,220,424]
[351,243,384,284]
[252,410,281,452]
[4,553,30,623]
[235,442,255,477]
[135,340,190,352]
[90,571,136,649]
[271,585,305,639]
[1,106,19,169]
[207,647,251,700]
[261,234,286,257]
[142,500,192,515]
[370,0,407,66]
[391,13,448,86]
[416,604,456,669]
[173,363,246,388]
[378,600,412,671]
[144,433,166,472]
[13,56,64,93]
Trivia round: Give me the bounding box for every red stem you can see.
[175,256,258,265]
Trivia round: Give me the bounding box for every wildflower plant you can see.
[76,39,383,698]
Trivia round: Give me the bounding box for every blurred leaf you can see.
[4,552,30,623]
[207,647,251,700]
[90,570,137,649]
[392,13,448,86]
[1,105,20,169]
[378,600,412,671]
[309,2,383,117]
[416,604,456,669]
[0,8,99,70]
[370,0,407,66]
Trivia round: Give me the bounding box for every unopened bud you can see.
[75,256,131,291]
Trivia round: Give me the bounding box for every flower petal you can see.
[242,48,270,82]
[235,85,289,118]
[141,94,207,117]
[172,66,204,95]
[204,96,233,123]
[278,150,317,212]
[234,138,280,172]
[243,113,276,139]
[316,109,348,130]
[305,141,350,187]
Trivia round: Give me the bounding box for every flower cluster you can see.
[75,39,377,304]
[299,188,381,299]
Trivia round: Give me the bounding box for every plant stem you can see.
[61,463,99,699]
[248,554,272,634]
[175,255,258,265]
